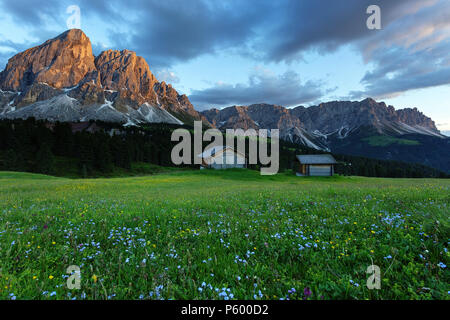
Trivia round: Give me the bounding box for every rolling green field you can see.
[0,170,448,300]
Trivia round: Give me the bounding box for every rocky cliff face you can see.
[94,49,158,108]
[291,98,439,135]
[201,98,444,151]
[0,29,204,125]
[204,99,440,134]
[0,29,96,91]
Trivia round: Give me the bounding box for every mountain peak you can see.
[0,29,96,91]
[0,29,206,126]
[53,28,88,41]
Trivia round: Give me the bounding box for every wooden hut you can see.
[295,154,337,176]
[198,146,247,169]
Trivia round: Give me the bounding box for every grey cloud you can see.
[0,0,443,65]
[1,0,449,105]
[351,0,450,99]
[0,0,63,26]
[254,0,434,62]
[106,0,270,68]
[189,69,327,110]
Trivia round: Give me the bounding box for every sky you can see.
[0,0,449,132]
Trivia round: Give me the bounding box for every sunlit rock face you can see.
[0,29,96,91]
[0,29,206,125]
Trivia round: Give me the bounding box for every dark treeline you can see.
[0,119,447,178]
[0,119,185,177]
[278,139,448,178]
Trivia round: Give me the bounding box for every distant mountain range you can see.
[202,102,449,172]
[0,30,449,172]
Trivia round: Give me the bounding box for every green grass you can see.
[362,135,421,147]
[0,169,448,300]
[51,157,189,179]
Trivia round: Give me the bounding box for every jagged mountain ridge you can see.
[202,99,443,142]
[204,99,440,130]
[0,29,204,125]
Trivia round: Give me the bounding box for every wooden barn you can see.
[198,146,247,169]
[295,154,337,176]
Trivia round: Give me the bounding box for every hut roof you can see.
[296,154,337,164]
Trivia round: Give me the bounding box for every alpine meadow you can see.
[0,0,450,309]
[1,170,448,300]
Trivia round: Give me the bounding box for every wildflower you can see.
[49,275,54,280]
[438,262,446,269]
[92,274,98,283]
[303,287,312,299]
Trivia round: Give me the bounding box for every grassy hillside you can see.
[0,170,448,300]
[362,135,421,147]
[329,126,450,173]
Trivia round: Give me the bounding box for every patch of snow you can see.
[338,126,350,138]
[312,130,328,139]
[123,118,137,127]
[294,128,321,150]
[394,122,444,138]
[97,99,115,112]
[63,84,80,92]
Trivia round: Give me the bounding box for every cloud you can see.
[0,39,35,70]
[0,0,63,27]
[154,69,180,84]
[189,68,327,110]
[349,44,450,99]
[104,0,270,68]
[350,0,450,99]
[250,0,437,62]
[0,0,449,104]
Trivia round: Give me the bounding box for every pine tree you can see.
[34,143,54,174]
